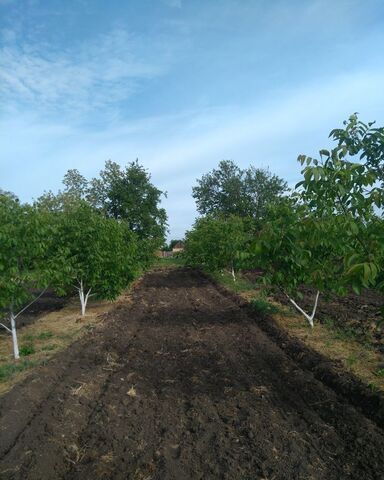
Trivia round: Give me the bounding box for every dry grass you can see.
[211,272,384,394]
[0,294,128,396]
[271,308,384,392]
[127,386,137,397]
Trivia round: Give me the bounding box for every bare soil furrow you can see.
[0,268,383,480]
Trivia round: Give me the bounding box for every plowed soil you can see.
[1,268,384,480]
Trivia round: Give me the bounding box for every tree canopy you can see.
[47,200,139,314]
[185,114,384,327]
[184,215,251,280]
[88,160,168,242]
[192,160,287,220]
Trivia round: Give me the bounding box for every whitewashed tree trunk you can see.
[10,311,20,360]
[231,261,236,282]
[78,279,93,316]
[0,313,19,360]
[286,290,320,328]
[0,289,47,360]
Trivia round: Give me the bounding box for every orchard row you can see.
[184,115,384,326]
[0,161,167,359]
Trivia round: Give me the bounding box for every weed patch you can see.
[19,344,36,356]
[0,359,36,382]
[250,298,280,316]
[23,330,53,342]
[210,270,255,293]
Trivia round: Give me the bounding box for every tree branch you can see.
[13,286,49,321]
[0,323,12,333]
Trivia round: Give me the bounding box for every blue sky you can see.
[1,0,384,239]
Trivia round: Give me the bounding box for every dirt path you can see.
[1,268,384,480]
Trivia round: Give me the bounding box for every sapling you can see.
[48,200,140,316]
[184,215,250,281]
[0,289,47,359]
[0,193,51,359]
[284,290,320,328]
[256,115,384,327]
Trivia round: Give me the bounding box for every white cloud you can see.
[0,28,168,115]
[2,66,383,240]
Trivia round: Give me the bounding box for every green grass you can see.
[154,256,185,267]
[345,353,358,367]
[23,330,53,342]
[210,270,255,293]
[323,317,360,341]
[374,368,384,378]
[250,298,280,316]
[0,359,37,382]
[368,382,380,393]
[19,344,36,356]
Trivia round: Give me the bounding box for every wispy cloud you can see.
[1,0,384,239]
[0,28,168,115]
[2,66,383,238]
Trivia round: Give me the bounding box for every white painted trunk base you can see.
[0,289,48,360]
[287,290,320,328]
[77,280,93,316]
[10,313,20,360]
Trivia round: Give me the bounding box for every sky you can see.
[1,0,384,240]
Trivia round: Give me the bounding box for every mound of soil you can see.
[0,268,383,479]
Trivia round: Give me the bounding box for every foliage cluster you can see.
[184,215,251,280]
[0,160,167,358]
[185,115,384,326]
[192,160,287,220]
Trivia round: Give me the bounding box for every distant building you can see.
[172,241,185,253]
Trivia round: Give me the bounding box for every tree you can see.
[49,200,139,316]
[329,113,384,187]
[63,169,88,199]
[253,199,345,327]
[254,115,384,326]
[0,193,52,359]
[87,160,168,243]
[297,114,383,294]
[192,160,287,220]
[184,215,250,281]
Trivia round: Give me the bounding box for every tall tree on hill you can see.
[192,160,287,220]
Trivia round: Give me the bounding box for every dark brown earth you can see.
[1,268,384,480]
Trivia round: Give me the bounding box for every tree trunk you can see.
[231,262,236,282]
[287,290,320,328]
[78,280,92,316]
[10,311,20,360]
[0,289,48,360]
